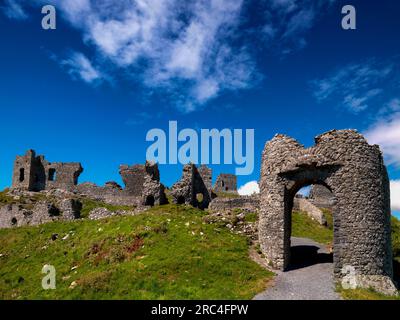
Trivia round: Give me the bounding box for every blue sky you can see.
[0,0,399,214]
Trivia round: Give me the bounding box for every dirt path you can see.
[254,237,341,300]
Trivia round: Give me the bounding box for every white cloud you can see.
[52,0,254,111]
[60,52,103,84]
[238,181,260,196]
[365,113,400,167]
[390,180,400,211]
[311,60,394,113]
[1,0,28,20]
[5,0,336,111]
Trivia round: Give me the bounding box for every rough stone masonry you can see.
[12,150,83,192]
[170,164,213,210]
[259,129,397,295]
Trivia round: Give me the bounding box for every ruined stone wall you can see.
[214,174,237,193]
[0,197,81,229]
[11,150,83,192]
[119,164,146,196]
[12,150,44,191]
[293,197,326,225]
[171,164,212,209]
[75,181,140,206]
[309,184,335,209]
[45,162,83,191]
[142,161,168,206]
[208,194,260,213]
[198,165,213,195]
[259,130,396,295]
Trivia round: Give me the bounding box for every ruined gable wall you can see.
[142,161,168,206]
[171,164,212,209]
[119,164,146,196]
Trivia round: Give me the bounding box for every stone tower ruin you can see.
[259,130,396,295]
[214,174,237,193]
[11,150,83,192]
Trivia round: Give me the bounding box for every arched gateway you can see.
[259,130,397,295]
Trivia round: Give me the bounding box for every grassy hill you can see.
[1,195,399,300]
[291,211,333,245]
[0,204,272,300]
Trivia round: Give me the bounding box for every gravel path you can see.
[254,237,341,300]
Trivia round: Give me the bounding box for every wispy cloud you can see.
[238,181,260,196]
[391,180,400,211]
[1,0,28,20]
[5,0,336,112]
[365,112,400,167]
[261,0,335,54]
[50,0,257,112]
[310,59,396,113]
[60,52,103,84]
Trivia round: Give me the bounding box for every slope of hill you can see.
[0,204,272,300]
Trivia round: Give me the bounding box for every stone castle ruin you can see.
[214,174,237,193]
[3,151,237,226]
[12,150,83,192]
[171,164,213,210]
[259,129,396,295]
[1,128,398,295]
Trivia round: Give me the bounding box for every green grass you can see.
[291,211,333,245]
[321,208,333,230]
[79,198,135,218]
[0,204,272,300]
[215,192,240,199]
[0,189,17,207]
[337,286,400,300]
[244,212,258,223]
[392,216,400,263]
[0,189,59,211]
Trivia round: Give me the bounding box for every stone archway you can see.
[259,130,397,295]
